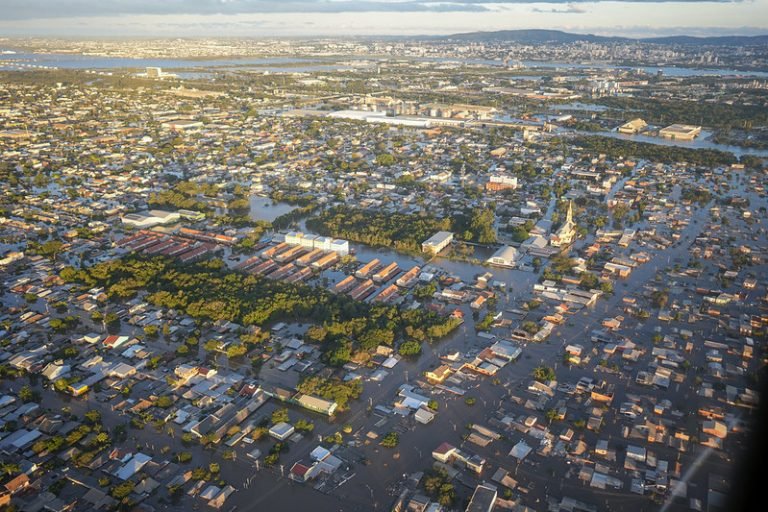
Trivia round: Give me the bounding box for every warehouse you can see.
[486,245,518,268]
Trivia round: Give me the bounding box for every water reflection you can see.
[248,196,297,222]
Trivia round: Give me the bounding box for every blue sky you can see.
[0,0,765,37]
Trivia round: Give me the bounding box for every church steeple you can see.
[551,199,576,248]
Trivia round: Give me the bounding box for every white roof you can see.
[509,440,532,460]
[310,446,331,461]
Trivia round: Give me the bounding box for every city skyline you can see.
[0,0,766,38]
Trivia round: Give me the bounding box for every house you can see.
[4,473,29,495]
[466,483,498,512]
[432,442,457,463]
[269,422,295,441]
[103,335,130,349]
[295,394,338,416]
[425,365,453,383]
[41,361,70,381]
[414,408,436,425]
[702,420,727,439]
[289,462,314,482]
[509,440,532,461]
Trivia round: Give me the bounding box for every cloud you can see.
[532,4,587,13]
[0,0,745,20]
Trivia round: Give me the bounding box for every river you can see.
[2,50,767,78]
[0,52,318,70]
[415,56,768,77]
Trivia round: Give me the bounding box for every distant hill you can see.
[443,29,622,44]
[442,29,768,46]
[641,35,768,45]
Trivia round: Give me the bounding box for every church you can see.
[550,200,577,248]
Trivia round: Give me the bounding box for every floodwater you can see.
[550,102,610,112]
[586,129,768,157]
[249,196,297,222]
[420,56,768,77]
[3,50,767,78]
[0,52,317,70]
[295,219,538,300]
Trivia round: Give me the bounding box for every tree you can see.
[375,153,396,166]
[155,396,174,408]
[203,339,220,352]
[38,240,64,261]
[53,378,70,393]
[651,290,669,309]
[423,469,455,506]
[438,484,456,506]
[545,409,559,424]
[399,340,422,356]
[110,481,135,500]
[579,272,599,290]
[380,432,399,448]
[19,385,37,403]
[271,408,289,425]
[226,343,247,359]
[467,207,496,244]
[294,419,314,433]
[0,462,21,476]
[532,366,556,383]
[84,410,101,425]
[297,375,362,411]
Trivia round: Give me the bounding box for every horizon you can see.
[0,0,766,39]
[2,28,768,40]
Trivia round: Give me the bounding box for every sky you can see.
[0,0,766,38]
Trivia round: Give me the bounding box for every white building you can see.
[269,422,295,441]
[487,246,518,267]
[285,231,349,256]
[422,231,453,255]
[330,239,349,256]
[121,210,180,227]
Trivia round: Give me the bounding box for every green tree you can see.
[271,408,289,425]
[19,385,37,403]
[380,432,399,448]
[399,340,422,356]
[532,366,556,383]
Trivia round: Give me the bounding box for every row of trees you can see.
[306,206,451,255]
[572,135,738,167]
[61,255,461,367]
[596,95,768,130]
[148,180,217,212]
[296,375,363,411]
[306,205,497,254]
